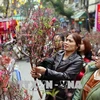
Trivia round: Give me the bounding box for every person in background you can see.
[48,33,64,57]
[94,42,99,56]
[31,33,83,100]
[97,49,100,57]
[75,29,81,35]
[80,37,92,61]
[72,58,100,100]
[76,37,92,80]
[70,28,76,34]
[92,48,100,61]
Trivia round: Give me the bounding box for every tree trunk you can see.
[5,0,9,18]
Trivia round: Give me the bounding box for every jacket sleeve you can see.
[38,56,55,80]
[72,89,81,100]
[42,58,83,80]
[38,57,54,69]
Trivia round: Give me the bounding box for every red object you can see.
[0,19,17,33]
[96,3,100,31]
[0,70,3,81]
[50,17,57,26]
[84,57,90,62]
[76,57,91,80]
[52,17,57,23]
[0,19,17,43]
[0,22,4,32]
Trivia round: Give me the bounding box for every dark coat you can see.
[40,50,83,80]
[39,50,83,100]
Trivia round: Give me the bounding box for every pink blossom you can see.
[0,70,3,81]
[3,88,8,92]
[25,23,29,27]
[9,52,12,55]
[50,17,57,26]
[21,27,26,31]
[2,75,10,88]
[33,17,36,20]
[33,22,38,28]
[52,17,57,23]
[24,89,27,93]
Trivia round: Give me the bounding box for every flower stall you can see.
[0,18,17,44]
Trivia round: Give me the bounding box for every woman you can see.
[80,37,92,61]
[48,33,64,57]
[31,33,83,100]
[76,37,92,80]
[73,58,100,100]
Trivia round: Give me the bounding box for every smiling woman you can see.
[73,58,100,100]
[31,33,83,100]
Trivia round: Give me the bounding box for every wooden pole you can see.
[86,7,91,33]
[84,0,92,33]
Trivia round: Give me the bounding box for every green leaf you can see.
[45,89,59,97]
[54,90,59,96]
[46,91,53,96]
[38,30,43,35]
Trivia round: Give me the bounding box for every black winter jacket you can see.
[39,50,83,80]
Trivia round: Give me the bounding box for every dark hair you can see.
[82,37,92,54]
[82,37,92,60]
[75,29,81,34]
[71,27,75,30]
[71,33,81,47]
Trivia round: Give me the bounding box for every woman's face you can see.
[97,49,100,57]
[53,35,63,49]
[64,34,78,52]
[95,59,100,69]
[79,41,85,52]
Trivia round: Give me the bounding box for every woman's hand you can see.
[31,71,41,78]
[34,66,46,74]
[31,66,46,78]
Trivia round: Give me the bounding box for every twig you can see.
[17,47,29,57]
[2,91,5,100]
[29,48,42,99]
[8,88,12,100]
